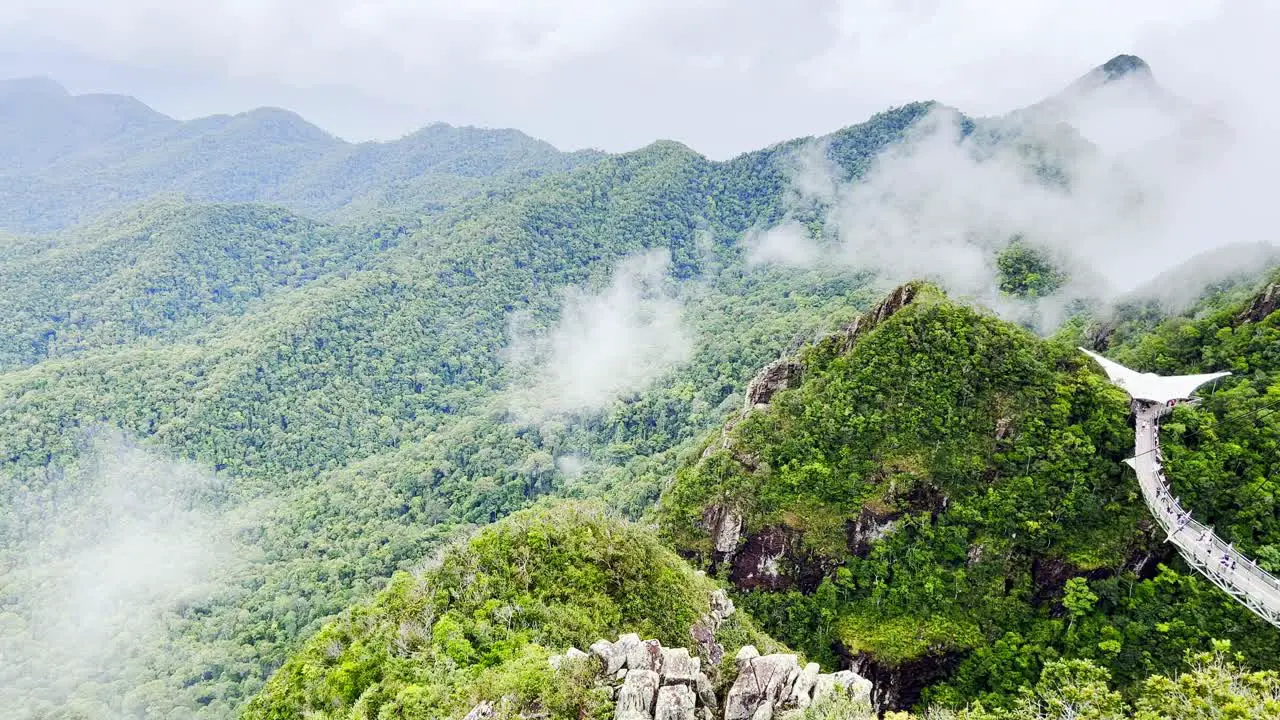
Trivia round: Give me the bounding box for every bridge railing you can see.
[1142,420,1280,618]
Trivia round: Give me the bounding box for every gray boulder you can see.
[812,670,872,706]
[725,654,800,720]
[627,638,664,673]
[660,647,701,687]
[695,672,717,709]
[616,669,661,720]
[734,645,760,670]
[788,662,820,709]
[462,701,494,720]
[655,684,697,720]
[592,638,629,675]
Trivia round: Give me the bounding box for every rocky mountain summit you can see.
[534,591,872,720]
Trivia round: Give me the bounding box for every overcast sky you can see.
[0,1,1266,158]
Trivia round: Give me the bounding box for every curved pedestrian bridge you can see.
[1080,348,1280,628]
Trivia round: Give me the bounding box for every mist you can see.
[746,59,1280,331]
[0,428,247,718]
[504,249,693,421]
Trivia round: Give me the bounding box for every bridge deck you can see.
[1132,403,1280,627]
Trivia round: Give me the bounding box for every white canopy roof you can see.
[1079,347,1230,404]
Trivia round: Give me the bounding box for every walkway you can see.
[1081,348,1280,628]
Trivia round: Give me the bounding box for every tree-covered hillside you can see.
[0,99,931,718]
[658,277,1280,713]
[2,55,1278,720]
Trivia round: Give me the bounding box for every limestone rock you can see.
[695,672,717,709]
[709,589,735,621]
[616,669,661,720]
[627,639,664,674]
[813,669,871,706]
[788,663,820,709]
[735,645,760,667]
[713,506,743,555]
[462,700,495,720]
[593,638,629,675]
[660,647,701,687]
[744,358,805,410]
[725,654,800,720]
[655,684,697,720]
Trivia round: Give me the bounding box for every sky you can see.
[0,0,1262,159]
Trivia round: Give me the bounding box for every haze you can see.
[0,1,1265,159]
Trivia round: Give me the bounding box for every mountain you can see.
[0,78,601,231]
[2,55,1279,720]
[0,77,175,171]
[658,279,1280,711]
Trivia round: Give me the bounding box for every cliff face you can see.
[698,281,931,573]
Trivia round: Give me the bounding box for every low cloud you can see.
[504,249,693,420]
[0,429,246,717]
[747,63,1280,330]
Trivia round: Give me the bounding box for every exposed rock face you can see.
[848,652,958,712]
[744,358,805,411]
[655,684,697,720]
[595,634,640,675]
[829,281,921,356]
[845,508,901,559]
[729,527,790,591]
[788,663,821,709]
[724,653,799,720]
[707,506,743,558]
[628,639,665,673]
[547,634,872,720]
[617,670,661,720]
[690,589,735,669]
[1238,282,1279,325]
[661,648,701,687]
[462,700,495,720]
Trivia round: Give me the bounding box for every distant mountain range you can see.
[0,76,602,231]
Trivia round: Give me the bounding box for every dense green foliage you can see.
[4,66,1280,720]
[914,642,1280,720]
[659,281,1280,711]
[0,96,929,718]
[242,504,776,720]
[997,240,1068,298]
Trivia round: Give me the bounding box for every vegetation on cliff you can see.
[659,279,1280,712]
[242,504,776,720]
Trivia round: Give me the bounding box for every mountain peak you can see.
[0,76,69,98]
[1099,54,1151,81]
[1067,54,1156,96]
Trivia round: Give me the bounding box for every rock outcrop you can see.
[1238,282,1279,325]
[551,634,872,720]
[690,589,735,667]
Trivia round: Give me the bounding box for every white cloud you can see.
[0,0,1249,157]
[504,249,693,420]
[747,47,1280,329]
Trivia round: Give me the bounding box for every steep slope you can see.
[241,504,781,720]
[658,281,1280,712]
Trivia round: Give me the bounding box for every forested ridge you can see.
[1,55,1278,720]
